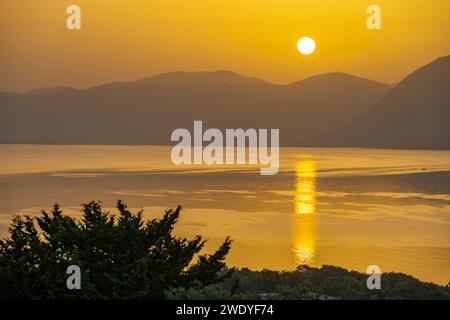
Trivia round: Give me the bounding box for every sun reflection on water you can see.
[293,160,317,265]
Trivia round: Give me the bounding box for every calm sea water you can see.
[0,145,449,284]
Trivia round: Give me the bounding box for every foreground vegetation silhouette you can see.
[0,201,232,299]
[1,201,449,300]
[167,266,450,300]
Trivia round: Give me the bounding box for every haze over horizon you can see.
[1,0,449,92]
[4,54,447,94]
[9,69,391,94]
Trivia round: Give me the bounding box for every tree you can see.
[0,200,233,299]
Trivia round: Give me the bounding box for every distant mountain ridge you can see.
[0,56,448,149]
[137,70,269,86]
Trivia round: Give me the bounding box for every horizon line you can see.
[0,70,393,95]
[3,54,448,94]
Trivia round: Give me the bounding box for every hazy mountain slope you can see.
[137,70,269,86]
[0,71,390,145]
[332,56,450,149]
[282,73,390,144]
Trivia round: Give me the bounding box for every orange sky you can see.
[0,0,449,92]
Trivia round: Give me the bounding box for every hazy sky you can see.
[1,0,449,92]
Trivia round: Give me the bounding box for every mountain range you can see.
[0,56,448,149]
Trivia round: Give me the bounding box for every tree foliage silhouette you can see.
[0,200,233,299]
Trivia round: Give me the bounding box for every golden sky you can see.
[1,0,449,92]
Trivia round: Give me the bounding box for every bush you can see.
[0,200,233,299]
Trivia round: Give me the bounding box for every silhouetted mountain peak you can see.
[334,55,450,149]
[137,70,269,86]
[290,72,387,88]
[394,55,450,90]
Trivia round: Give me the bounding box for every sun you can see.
[297,37,316,55]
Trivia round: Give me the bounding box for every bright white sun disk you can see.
[297,37,316,55]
